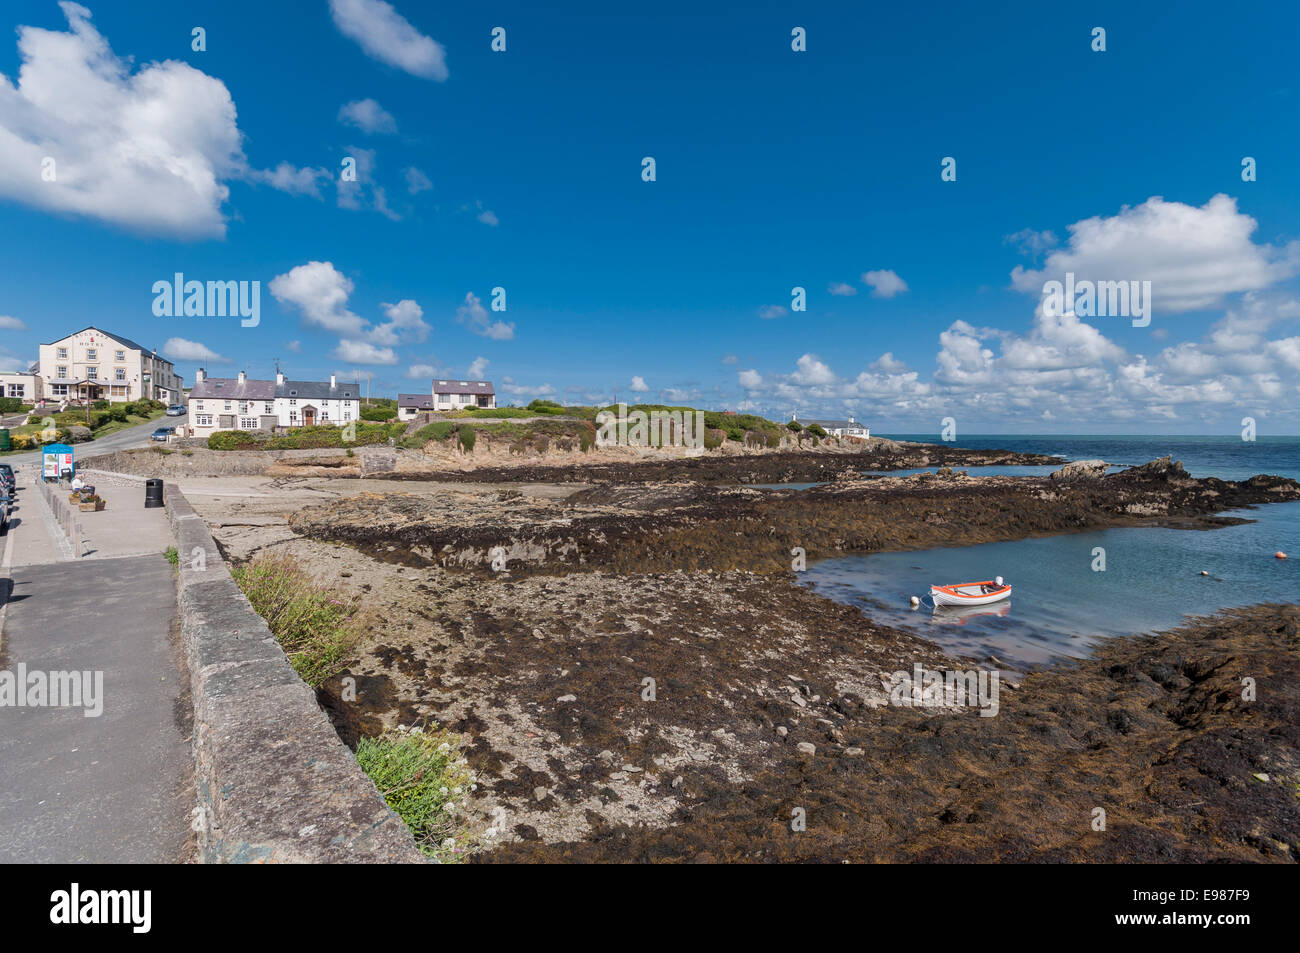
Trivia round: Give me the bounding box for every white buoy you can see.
[994,576,1003,586]
[909,595,920,608]
[1200,570,1209,576]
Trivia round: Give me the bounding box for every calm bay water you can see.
[799,435,1300,667]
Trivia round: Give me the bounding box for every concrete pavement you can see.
[2,416,165,468]
[0,461,191,862]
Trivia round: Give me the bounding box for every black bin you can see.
[144,478,164,509]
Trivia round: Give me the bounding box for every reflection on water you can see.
[802,502,1300,668]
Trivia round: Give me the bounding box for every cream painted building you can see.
[31,326,182,404]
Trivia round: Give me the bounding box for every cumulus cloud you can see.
[162,337,228,363]
[0,4,321,238]
[828,282,858,296]
[338,98,397,134]
[738,369,763,389]
[629,375,649,392]
[407,363,437,378]
[0,316,28,331]
[1010,194,1300,314]
[1004,228,1058,258]
[270,261,366,335]
[328,0,448,80]
[456,292,514,340]
[467,356,489,379]
[862,269,909,298]
[477,209,499,226]
[368,298,430,347]
[332,340,397,365]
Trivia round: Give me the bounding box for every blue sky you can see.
[2,0,1299,432]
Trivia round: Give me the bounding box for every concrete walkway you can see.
[0,469,190,862]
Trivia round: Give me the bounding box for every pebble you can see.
[1253,772,1270,782]
[671,775,683,788]
[776,726,788,737]
[796,742,816,755]
[533,786,548,801]
[844,747,864,757]
[556,694,577,703]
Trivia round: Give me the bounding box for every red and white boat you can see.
[928,577,1012,607]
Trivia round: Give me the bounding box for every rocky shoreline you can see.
[183,452,1299,862]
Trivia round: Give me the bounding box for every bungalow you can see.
[397,393,437,420]
[432,379,495,411]
[186,368,360,438]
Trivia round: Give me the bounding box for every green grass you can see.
[355,725,478,861]
[164,546,178,567]
[230,552,362,687]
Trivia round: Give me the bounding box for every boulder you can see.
[1050,459,1108,481]
[67,424,93,443]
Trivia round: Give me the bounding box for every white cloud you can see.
[870,352,908,374]
[285,339,301,352]
[368,298,429,346]
[1010,194,1300,314]
[738,369,763,389]
[405,166,432,194]
[407,363,437,378]
[0,316,28,331]
[862,269,909,298]
[757,305,786,319]
[270,261,366,335]
[332,339,397,364]
[1004,228,1058,258]
[467,356,489,379]
[328,0,448,80]
[0,4,320,238]
[629,375,649,392]
[828,281,857,296]
[162,337,228,363]
[338,98,397,134]
[793,354,836,386]
[721,354,739,365]
[477,209,499,226]
[456,292,514,340]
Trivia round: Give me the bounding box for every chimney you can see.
[195,368,206,383]
[276,371,285,387]
[329,373,337,389]
[238,370,246,385]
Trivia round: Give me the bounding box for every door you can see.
[303,407,316,426]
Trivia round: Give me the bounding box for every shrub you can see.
[703,428,725,450]
[806,423,828,438]
[786,419,803,432]
[231,552,362,687]
[360,405,397,421]
[526,399,566,415]
[355,726,477,861]
[457,425,476,452]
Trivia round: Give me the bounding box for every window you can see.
[195,401,204,410]
[86,367,98,379]
[289,398,296,406]
[6,384,24,398]
[115,350,125,362]
[86,348,97,360]
[264,402,273,414]
[57,347,67,359]
[343,411,351,422]
[239,401,248,414]
[289,410,298,422]
[223,400,231,410]
[239,417,259,429]
[51,384,68,397]
[115,367,126,381]
[195,414,212,426]
[56,365,67,379]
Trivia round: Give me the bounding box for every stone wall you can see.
[164,484,424,863]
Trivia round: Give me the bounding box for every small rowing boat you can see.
[929,577,1011,607]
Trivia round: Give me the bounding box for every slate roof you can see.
[398,393,437,409]
[278,380,359,400]
[189,377,277,400]
[431,379,494,395]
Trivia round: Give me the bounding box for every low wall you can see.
[83,446,353,478]
[164,483,424,863]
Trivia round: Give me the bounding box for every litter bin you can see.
[144,478,164,509]
[0,428,9,451]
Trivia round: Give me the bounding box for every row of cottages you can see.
[0,326,183,405]
[185,369,361,438]
[398,379,496,419]
[793,413,870,438]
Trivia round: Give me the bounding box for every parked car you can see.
[0,464,14,491]
[151,426,175,442]
[165,404,187,416]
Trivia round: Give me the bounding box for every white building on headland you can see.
[792,412,870,439]
[186,368,360,438]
